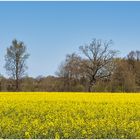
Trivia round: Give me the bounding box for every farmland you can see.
[0,92,139,138]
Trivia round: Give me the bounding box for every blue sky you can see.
[0,1,140,77]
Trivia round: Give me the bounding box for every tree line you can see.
[0,38,140,92]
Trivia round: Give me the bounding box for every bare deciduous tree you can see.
[56,53,85,91]
[79,38,118,92]
[5,39,29,91]
[127,50,140,61]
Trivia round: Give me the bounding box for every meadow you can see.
[0,92,139,139]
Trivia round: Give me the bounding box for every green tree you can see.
[5,39,29,91]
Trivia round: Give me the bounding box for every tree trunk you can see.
[88,84,92,92]
[88,78,96,92]
[15,78,19,91]
[15,54,19,91]
[88,80,93,92]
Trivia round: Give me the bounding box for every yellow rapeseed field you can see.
[0,92,139,139]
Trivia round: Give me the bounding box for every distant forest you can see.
[0,38,140,92]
